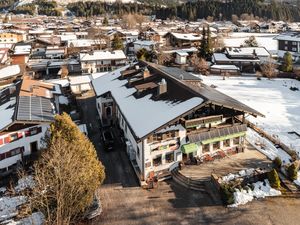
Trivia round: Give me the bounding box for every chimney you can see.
[157,79,167,95]
[143,67,150,79]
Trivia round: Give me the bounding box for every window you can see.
[284,46,288,50]
[25,127,42,137]
[292,47,297,52]
[165,152,174,163]
[233,137,240,145]
[153,155,162,167]
[292,42,297,45]
[213,142,220,151]
[203,144,210,153]
[224,139,230,147]
[285,41,288,44]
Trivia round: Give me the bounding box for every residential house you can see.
[0,30,27,44]
[92,61,262,184]
[165,32,201,48]
[0,76,62,176]
[212,47,271,73]
[80,50,127,73]
[274,32,300,60]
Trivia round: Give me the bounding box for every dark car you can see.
[102,129,114,151]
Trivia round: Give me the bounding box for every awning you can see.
[202,131,246,145]
[181,143,199,154]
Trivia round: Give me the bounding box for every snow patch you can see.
[229,179,281,207]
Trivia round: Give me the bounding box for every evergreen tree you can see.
[199,26,207,58]
[287,163,298,181]
[112,34,124,50]
[267,169,281,188]
[102,16,109,26]
[282,52,293,72]
[199,26,213,60]
[27,113,105,224]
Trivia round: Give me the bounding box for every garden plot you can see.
[202,76,300,157]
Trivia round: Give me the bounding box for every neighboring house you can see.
[11,43,32,65]
[92,61,262,185]
[45,46,66,59]
[80,50,127,73]
[0,65,22,86]
[0,76,62,176]
[274,32,300,60]
[212,47,271,73]
[0,30,27,44]
[133,40,157,53]
[165,32,201,47]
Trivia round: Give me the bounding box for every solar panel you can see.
[188,124,247,143]
[17,96,55,122]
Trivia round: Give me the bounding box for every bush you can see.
[220,184,234,205]
[287,163,298,181]
[273,157,282,169]
[267,169,281,188]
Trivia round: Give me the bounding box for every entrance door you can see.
[182,153,188,162]
[30,141,38,153]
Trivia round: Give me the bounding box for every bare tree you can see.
[190,54,209,74]
[261,57,277,79]
[157,52,172,65]
[60,65,69,78]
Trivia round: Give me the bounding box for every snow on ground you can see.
[223,32,278,52]
[14,176,35,193]
[247,128,291,164]
[229,179,281,207]
[222,168,255,183]
[4,212,44,225]
[202,76,300,157]
[294,173,300,186]
[0,196,27,222]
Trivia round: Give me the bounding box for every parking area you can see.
[180,142,271,180]
[77,94,139,188]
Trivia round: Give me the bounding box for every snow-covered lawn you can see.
[202,76,300,157]
[222,168,255,183]
[247,128,291,164]
[229,179,281,207]
[223,32,278,52]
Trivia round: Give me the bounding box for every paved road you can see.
[76,94,139,188]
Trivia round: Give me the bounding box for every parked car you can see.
[102,129,114,151]
[83,193,102,220]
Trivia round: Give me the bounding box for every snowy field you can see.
[201,76,300,157]
[223,32,278,52]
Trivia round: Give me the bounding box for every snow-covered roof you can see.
[226,47,270,58]
[92,65,204,139]
[170,32,201,41]
[0,83,18,131]
[176,51,189,56]
[13,44,31,55]
[69,75,91,85]
[80,50,126,61]
[133,40,156,46]
[274,32,300,42]
[213,53,260,63]
[211,64,239,70]
[0,65,21,80]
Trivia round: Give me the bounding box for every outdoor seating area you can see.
[179,142,271,181]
